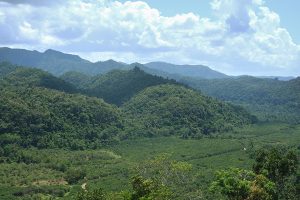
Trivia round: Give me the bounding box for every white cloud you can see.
[0,0,299,76]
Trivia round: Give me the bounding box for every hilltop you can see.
[0,47,230,79]
[123,84,256,138]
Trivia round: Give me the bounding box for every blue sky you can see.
[0,0,299,76]
[119,0,300,43]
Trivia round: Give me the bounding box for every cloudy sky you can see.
[0,0,299,76]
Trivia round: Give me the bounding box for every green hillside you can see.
[59,71,91,89]
[182,76,300,123]
[3,67,77,93]
[0,86,123,149]
[0,63,123,149]
[0,62,18,78]
[0,63,256,150]
[123,84,256,138]
[74,66,178,106]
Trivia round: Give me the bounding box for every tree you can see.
[253,146,298,199]
[130,176,172,200]
[132,154,202,199]
[76,188,106,200]
[64,168,86,184]
[210,168,276,200]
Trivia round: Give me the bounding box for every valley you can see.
[1,123,299,199]
[0,50,299,199]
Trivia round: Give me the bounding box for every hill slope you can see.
[62,66,178,105]
[0,86,123,149]
[0,63,257,149]
[182,76,300,123]
[123,84,256,138]
[3,66,77,93]
[0,63,123,149]
[0,62,19,78]
[59,71,91,89]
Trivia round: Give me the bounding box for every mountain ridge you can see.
[0,47,230,79]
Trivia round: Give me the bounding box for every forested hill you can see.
[1,63,77,93]
[0,63,123,149]
[181,76,300,123]
[123,84,256,138]
[0,62,255,149]
[61,66,179,106]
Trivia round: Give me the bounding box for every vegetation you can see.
[60,71,91,89]
[253,147,298,199]
[210,168,276,200]
[0,63,254,150]
[0,61,299,199]
[3,65,77,93]
[0,86,123,149]
[0,123,299,199]
[0,62,18,78]
[83,67,178,105]
[123,84,256,137]
[181,76,300,123]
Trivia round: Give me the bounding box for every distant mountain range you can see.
[0,47,296,81]
[0,47,128,75]
[0,47,229,79]
[144,62,228,79]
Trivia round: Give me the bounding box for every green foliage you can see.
[76,188,106,200]
[64,168,86,184]
[3,66,77,93]
[253,147,298,182]
[132,154,201,199]
[0,86,123,149]
[210,168,276,200]
[0,62,18,78]
[12,185,69,198]
[60,71,91,89]
[0,124,299,199]
[130,176,172,200]
[182,76,300,123]
[253,146,299,199]
[0,63,255,150]
[83,67,178,106]
[123,84,256,137]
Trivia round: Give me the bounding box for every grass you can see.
[0,123,299,199]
